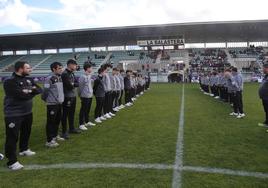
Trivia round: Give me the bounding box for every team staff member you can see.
[61,59,80,139]
[258,63,268,130]
[3,61,42,170]
[42,62,65,148]
[78,63,96,131]
[93,67,106,123]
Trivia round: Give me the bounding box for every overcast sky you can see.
[0,0,268,34]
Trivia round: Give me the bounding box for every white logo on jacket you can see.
[8,123,15,128]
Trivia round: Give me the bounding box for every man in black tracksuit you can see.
[258,63,268,130]
[3,61,42,170]
[61,59,80,139]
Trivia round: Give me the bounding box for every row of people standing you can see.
[2,60,151,170]
[199,67,245,119]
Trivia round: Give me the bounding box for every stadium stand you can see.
[189,48,229,70]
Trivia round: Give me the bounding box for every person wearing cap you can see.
[258,63,268,130]
[61,59,80,139]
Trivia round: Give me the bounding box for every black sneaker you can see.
[69,129,81,134]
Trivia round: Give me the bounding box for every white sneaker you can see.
[210,94,214,97]
[125,103,131,107]
[237,113,246,119]
[55,135,65,141]
[86,122,96,127]
[214,96,219,99]
[79,125,88,131]
[113,108,119,112]
[0,153,4,160]
[19,149,36,156]
[229,112,238,116]
[95,118,102,123]
[8,162,24,171]
[109,112,115,117]
[120,105,125,109]
[141,92,144,95]
[46,140,59,148]
[104,114,111,119]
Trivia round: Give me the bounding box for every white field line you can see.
[172,84,185,188]
[0,163,173,172]
[1,162,268,180]
[182,166,268,179]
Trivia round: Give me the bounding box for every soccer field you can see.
[0,83,268,188]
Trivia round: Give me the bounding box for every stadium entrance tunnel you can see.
[168,71,184,83]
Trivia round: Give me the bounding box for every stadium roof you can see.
[1,19,268,51]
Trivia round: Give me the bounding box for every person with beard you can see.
[3,61,42,170]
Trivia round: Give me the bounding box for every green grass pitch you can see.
[0,83,267,187]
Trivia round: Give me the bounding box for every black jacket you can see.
[3,73,42,117]
[93,75,105,98]
[124,76,131,90]
[61,69,78,98]
[259,74,268,100]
